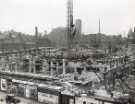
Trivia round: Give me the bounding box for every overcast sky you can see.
[0,0,134,36]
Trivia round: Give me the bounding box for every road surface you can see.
[0,91,41,104]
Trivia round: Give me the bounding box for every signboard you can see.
[17,84,25,97]
[25,85,37,100]
[38,92,59,104]
[26,85,30,98]
[69,99,74,104]
[1,79,7,91]
[75,96,98,104]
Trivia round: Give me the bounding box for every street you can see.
[0,91,40,104]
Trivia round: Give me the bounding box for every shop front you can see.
[17,84,26,97]
[0,78,12,92]
[75,96,98,104]
[0,78,7,91]
[38,92,59,104]
[25,85,38,100]
[60,94,75,104]
[38,86,61,104]
[12,79,38,100]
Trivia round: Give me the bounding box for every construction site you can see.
[0,0,135,104]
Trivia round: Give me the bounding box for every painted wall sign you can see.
[38,92,59,104]
[75,96,98,104]
[1,79,7,91]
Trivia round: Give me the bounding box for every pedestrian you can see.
[6,95,11,104]
[0,98,3,102]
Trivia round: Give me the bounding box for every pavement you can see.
[0,91,40,104]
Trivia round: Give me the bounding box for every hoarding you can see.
[69,99,74,104]
[17,84,25,97]
[1,79,7,91]
[25,85,37,100]
[26,85,30,98]
[75,96,98,104]
[38,92,59,104]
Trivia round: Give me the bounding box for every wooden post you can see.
[51,60,53,76]
[62,59,66,76]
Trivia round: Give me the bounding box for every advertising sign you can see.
[26,85,30,98]
[38,92,59,104]
[69,99,74,104]
[75,96,98,104]
[17,84,25,97]
[1,79,7,91]
[25,85,37,100]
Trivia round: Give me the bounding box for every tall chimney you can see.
[35,26,38,49]
[35,26,38,39]
[99,18,101,33]
[67,0,73,49]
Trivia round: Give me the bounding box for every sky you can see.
[0,0,134,36]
